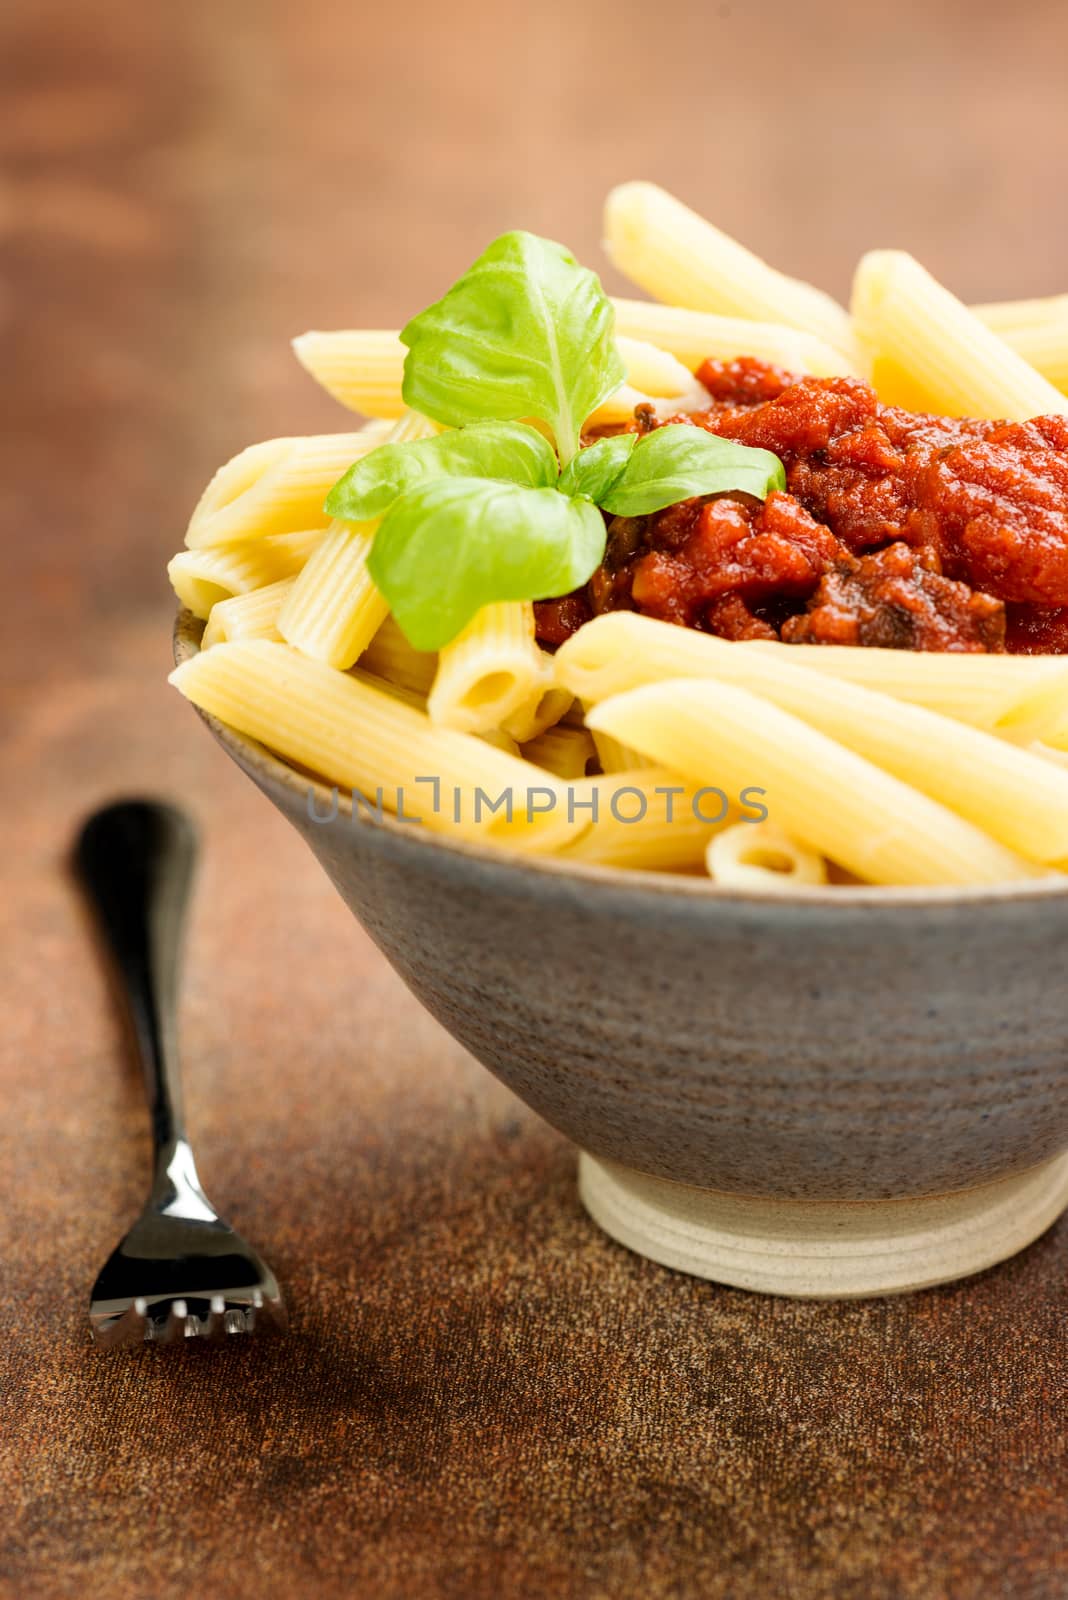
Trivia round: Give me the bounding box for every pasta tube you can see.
[556,613,1068,745]
[851,251,1068,421]
[590,729,650,774]
[615,337,705,397]
[185,426,391,548]
[1037,721,1068,754]
[201,578,293,647]
[349,667,518,761]
[973,295,1068,392]
[585,384,662,427]
[428,603,549,734]
[604,182,855,357]
[476,728,522,758]
[561,769,735,871]
[350,665,575,758]
[349,667,426,709]
[611,299,857,378]
[706,822,828,890]
[499,680,575,744]
[747,643,1068,745]
[360,615,438,697]
[293,331,408,418]
[521,725,597,781]
[586,679,1041,887]
[295,329,707,428]
[277,520,386,670]
[278,411,437,669]
[348,669,523,760]
[168,529,321,620]
[169,641,581,854]
[586,337,715,427]
[187,437,292,528]
[562,615,1068,862]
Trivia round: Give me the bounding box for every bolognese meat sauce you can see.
[533,359,1068,654]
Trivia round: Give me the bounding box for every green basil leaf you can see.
[599,424,787,516]
[324,421,557,522]
[399,232,625,466]
[368,477,607,651]
[557,432,638,503]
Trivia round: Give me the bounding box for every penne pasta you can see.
[556,613,1068,746]
[170,641,582,855]
[706,821,828,891]
[277,519,386,670]
[611,299,857,378]
[294,327,708,429]
[586,678,1041,887]
[560,614,1068,862]
[349,666,426,710]
[427,602,549,735]
[168,529,322,620]
[349,666,518,763]
[705,654,1068,862]
[360,614,438,697]
[1036,719,1068,753]
[201,578,294,648]
[499,679,575,744]
[293,330,408,419]
[278,411,437,669]
[748,645,1068,746]
[851,252,1068,421]
[973,296,1068,393]
[585,383,662,427]
[521,724,597,781]
[561,769,735,872]
[350,667,519,763]
[476,727,523,759]
[186,437,293,529]
[185,425,391,548]
[1024,741,1068,768]
[604,182,855,357]
[614,336,707,398]
[748,644,1068,745]
[590,729,652,774]
[585,338,714,426]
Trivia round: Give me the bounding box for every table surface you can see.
[3,3,1068,1596]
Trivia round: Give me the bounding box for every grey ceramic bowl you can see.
[174,611,1068,1297]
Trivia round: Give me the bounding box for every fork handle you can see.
[76,800,198,1155]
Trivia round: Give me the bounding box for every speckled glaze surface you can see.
[175,612,1068,1208]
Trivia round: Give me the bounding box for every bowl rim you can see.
[173,606,1068,912]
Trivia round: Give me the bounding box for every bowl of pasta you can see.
[170,184,1068,1298]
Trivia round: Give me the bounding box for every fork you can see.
[77,799,285,1346]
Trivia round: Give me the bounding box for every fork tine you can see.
[91,1302,148,1349]
[91,1286,287,1345]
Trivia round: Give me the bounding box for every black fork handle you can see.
[75,800,198,1156]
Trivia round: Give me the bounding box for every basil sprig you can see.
[326,421,559,522]
[400,232,624,468]
[559,424,786,515]
[327,232,787,649]
[368,480,606,651]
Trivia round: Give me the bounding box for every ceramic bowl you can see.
[175,611,1068,1297]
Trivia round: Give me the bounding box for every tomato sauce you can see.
[534,360,1068,654]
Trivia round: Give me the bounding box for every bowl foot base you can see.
[578,1150,1068,1299]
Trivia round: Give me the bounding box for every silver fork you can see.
[76,800,285,1347]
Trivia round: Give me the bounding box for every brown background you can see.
[2,2,1068,1596]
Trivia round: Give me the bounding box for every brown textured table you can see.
[3,3,1068,1595]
